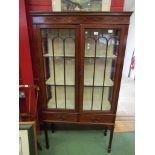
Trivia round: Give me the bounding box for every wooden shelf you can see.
[84,54,117,59]
[43,53,116,59]
[46,76,74,86]
[46,76,113,86]
[43,53,74,57]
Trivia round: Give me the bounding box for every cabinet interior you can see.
[41,28,120,111]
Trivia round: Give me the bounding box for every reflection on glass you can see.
[83,29,120,111]
[41,29,75,110]
[85,38,95,57]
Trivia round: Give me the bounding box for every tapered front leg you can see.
[37,141,42,151]
[44,122,49,149]
[51,123,55,133]
[108,127,114,153]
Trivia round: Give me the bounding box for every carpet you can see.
[38,130,135,155]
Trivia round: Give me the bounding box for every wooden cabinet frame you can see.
[30,12,132,152]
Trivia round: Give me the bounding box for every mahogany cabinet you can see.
[30,12,132,152]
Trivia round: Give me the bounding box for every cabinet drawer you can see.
[80,114,114,124]
[42,112,77,122]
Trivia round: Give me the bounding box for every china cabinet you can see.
[30,12,132,152]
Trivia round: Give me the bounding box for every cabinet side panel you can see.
[111,26,129,116]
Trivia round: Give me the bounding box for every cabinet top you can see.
[31,12,132,25]
[30,12,132,16]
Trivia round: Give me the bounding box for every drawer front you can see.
[80,114,114,124]
[42,112,77,122]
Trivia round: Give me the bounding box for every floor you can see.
[38,130,135,155]
[117,75,135,116]
[115,119,135,132]
[114,75,135,132]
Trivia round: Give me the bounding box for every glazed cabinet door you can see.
[82,26,121,112]
[38,26,79,111]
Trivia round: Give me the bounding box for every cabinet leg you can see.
[51,123,55,133]
[44,122,49,149]
[108,127,114,153]
[37,141,42,151]
[104,127,107,136]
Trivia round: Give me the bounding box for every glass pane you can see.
[66,58,75,85]
[84,58,94,85]
[83,87,92,110]
[56,86,65,108]
[93,87,111,110]
[85,38,95,57]
[47,85,75,109]
[47,86,63,109]
[66,86,75,109]
[65,38,75,56]
[83,28,120,111]
[41,29,75,110]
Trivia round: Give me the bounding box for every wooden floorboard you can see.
[114,116,135,132]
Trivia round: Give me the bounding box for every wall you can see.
[122,0,135,78]
[27,0,52,12]
[19,0,34,84]
[111,0,124,11]
[52,0,124,11]
[19,0,39,116]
